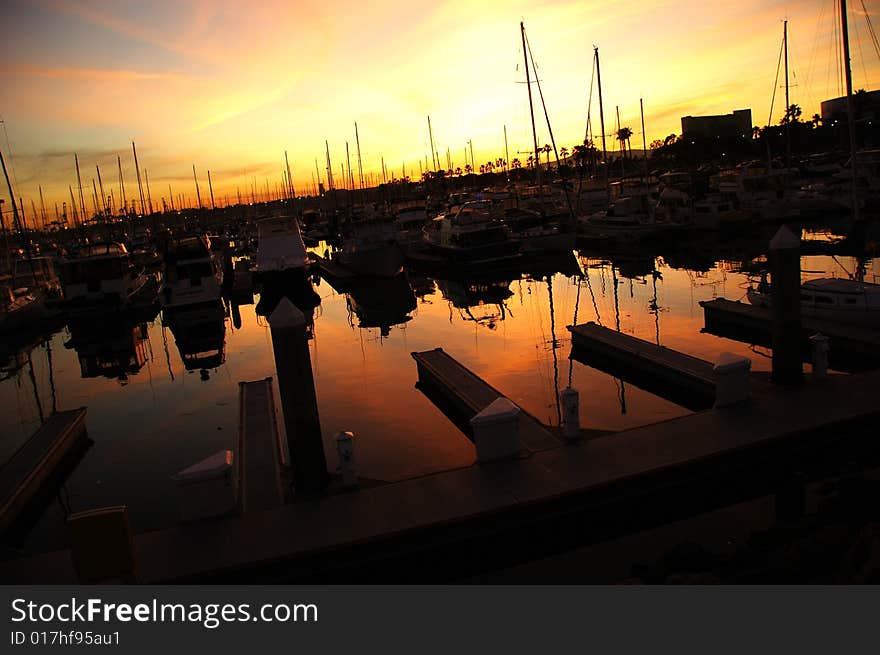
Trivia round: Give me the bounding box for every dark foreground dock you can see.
[6,351,880,583]
[0,408,88,534]
[701,298,880,371]
[568,321,718,409]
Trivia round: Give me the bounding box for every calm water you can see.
[2,236,877,553]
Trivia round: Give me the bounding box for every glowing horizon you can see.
[2,0,880,221]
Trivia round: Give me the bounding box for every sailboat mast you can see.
[640,98,649,181]
[96,164,107,216]
[208,170,216,209]
[285,150,295,200]
[594,47,608,167]
[132,142,146,215]
[355,122,365,190]
[192,165,203,209]
[428,115,438,172]
[38,185,47,226]
[74,154,87,223]
[840,0,860,221]
[117,155,127,217]
[504,124,510,175]
[784,20,791,170]
[521,21,542,186]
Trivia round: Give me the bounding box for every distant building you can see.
[681,109,752,139]
[821,89,880,125]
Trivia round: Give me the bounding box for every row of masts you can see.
[2,2,866,231]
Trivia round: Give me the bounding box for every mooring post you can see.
[268,297,329,495]
[561,387,580,440]
[335,430,357,488]
[809,333,830,380]
[470,397,521,462]
[769,225,803,385]
[713,352,751,407]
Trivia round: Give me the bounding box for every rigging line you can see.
[523,28,577,220]
[859,0,880,61]
[804,0,828,103]
[584,53,597,145]
[567,278,581,388]
[547,277,562,426]
[768,30,786,127]
[854,13,871,89]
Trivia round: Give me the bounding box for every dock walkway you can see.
[568,322,717,409]
[5,364,880,583]
[700,298,880,371]
[238,379,285,513]
[0,408,88,533]
[412,348,560,452]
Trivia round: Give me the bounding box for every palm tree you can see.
[511,158,521,169]
[542,143,552,167]
[559,146,569,161]
[811,113,821,129]
[616,127,633,158]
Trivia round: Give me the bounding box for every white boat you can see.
[253,216,320,315]
[747,275,880,325]
[0,285,50,333]
[61,242,157,315]
[254,216,310,276]
[421,201,519,264]
[160,235,223,311]
[334,219,404,278]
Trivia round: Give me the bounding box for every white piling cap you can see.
[471,397,521,426]
[769,225,800,250]
[336,430,354,443]
[713,351,752,373]
[268,297,306,328]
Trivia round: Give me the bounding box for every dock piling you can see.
[269,298,330,495]
[712,352,751,407]
[470,397,521,462]
[769,225,804,385]
[810,333,830,380]
[561,387,580,440]
[335,431,357,488]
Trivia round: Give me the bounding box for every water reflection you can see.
[163,302,227,377]
[2,225,878,553]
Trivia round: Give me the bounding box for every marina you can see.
[3,0,880,586]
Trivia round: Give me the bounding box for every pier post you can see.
[470,397,521,462]
[809,333,830,380]
[561,387,580,440]
[712,352,751,407]
[335,431,358,487]
[769,225,803,385]
[67,506,138,583]
[269,298,330,495]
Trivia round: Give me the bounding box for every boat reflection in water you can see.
[342,272,417,336]
[65,313,155,383]
[435,275,515,328]
[163,302,227,379]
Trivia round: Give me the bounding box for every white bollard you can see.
[335,431,358,487]
[809,333,830,380]
[713,352,752,407]
[171,450,238,522]
[470,397,521,462]
[561,387,580,440]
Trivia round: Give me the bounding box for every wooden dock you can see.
[700,298,880,372]
[0,408,88,534]
[238,379,285,513]
[412,348,561,452]
[568,322,717,410]
[6,364,880,583]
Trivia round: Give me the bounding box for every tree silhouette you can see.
[511,158,522,169]
[542,143,552,167]
[779,104,802,125]
[617,127,633,158]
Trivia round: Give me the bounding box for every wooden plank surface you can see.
[412,348,560,451]
[239,379,284,513]
[0,408,87,531]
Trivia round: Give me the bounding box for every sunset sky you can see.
[2,0,879,218]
